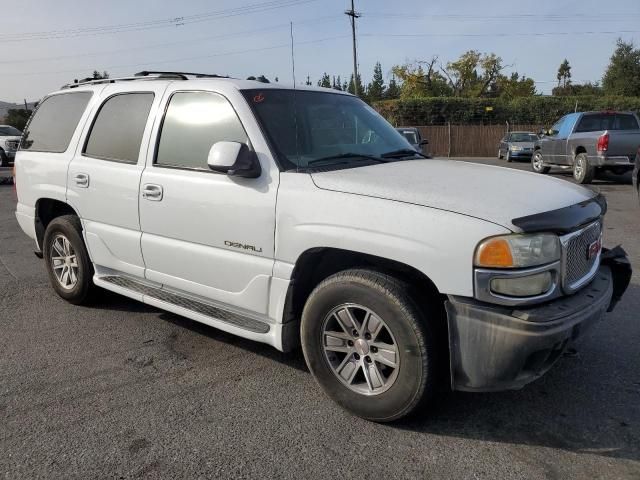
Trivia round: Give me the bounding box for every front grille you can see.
[562,221,601,291]
[6,140,19,150]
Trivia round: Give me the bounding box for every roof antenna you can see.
[290,21,296,88]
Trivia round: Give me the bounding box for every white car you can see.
[0,125,22,167]
[14,72,631,421]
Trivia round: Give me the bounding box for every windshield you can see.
[399,131,418,144]
[509,133,537,142]
[0,126,22,136]
[242,89,416,170]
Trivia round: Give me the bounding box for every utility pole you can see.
[345,0,360,96]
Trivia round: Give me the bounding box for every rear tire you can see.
[532,151,550,174]
[573,153,594,184]
[43,215,96,305]
[497,149,503,160]
[0,150,8,167]
[301,269,436,422]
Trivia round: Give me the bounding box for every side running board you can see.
[100,275,271,334]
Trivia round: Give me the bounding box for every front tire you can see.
[43,215,96,305]
[301,269,435,422]
[505,150,512,162]
[573,153,594,184]
[532,151,550,174]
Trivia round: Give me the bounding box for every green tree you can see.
[317,72,331,88]
[332,75,343,91]
[556,59,572,88]
[347,73,365,98]
[441,51,505,97]
[385,75,401,99]
[602,39,640,96]
[366,62,386,101]
[552,82,603,96]
[391,58,451,98]
[495,72,536,99]
[5,108,32,131]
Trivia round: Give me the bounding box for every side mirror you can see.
[207,141,261,178]
[419,139,429,146]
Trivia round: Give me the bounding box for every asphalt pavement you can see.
[1,158,639,479]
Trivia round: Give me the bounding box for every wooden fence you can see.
[406,124,542,157]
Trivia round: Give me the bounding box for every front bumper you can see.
[445,251,631,392]
[508,150,533,158]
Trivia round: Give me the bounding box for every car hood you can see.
[310,159,596,230]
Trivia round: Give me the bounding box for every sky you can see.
[1,0,639,103]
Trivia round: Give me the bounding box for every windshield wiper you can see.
[307,153,390,166]
[381,148,426,159]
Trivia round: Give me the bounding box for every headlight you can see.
[510,145,523,151]
[475,233,560,268]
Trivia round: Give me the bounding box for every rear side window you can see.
[20,92,92,152]
[84,93,154,163]
[575,114,639,132]
[155,91,248,170]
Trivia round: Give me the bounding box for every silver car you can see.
[498,131,538,162]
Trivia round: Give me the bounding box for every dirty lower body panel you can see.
[445,265,618,392]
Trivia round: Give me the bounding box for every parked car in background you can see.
[498,131,537,162]
[531,111,640,184]
[0,125,22,167]
[396,127,431,157]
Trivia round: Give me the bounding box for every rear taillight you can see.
[597,133,609,152]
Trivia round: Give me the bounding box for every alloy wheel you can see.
[50,234,79,290]
[321,303,400,396]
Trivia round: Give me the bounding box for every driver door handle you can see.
[74,173,89,188]
[142,184,163,201]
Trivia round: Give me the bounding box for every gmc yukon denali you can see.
[532,111,640,184]
[14,72,631,421]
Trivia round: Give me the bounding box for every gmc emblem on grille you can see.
[587,238,601,260]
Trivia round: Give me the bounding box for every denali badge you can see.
[587,238,601,260]
[225,241,263,253]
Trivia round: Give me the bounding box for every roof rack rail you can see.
[61,72,187,90]
[60,71,231,90]
[135,70,230,79]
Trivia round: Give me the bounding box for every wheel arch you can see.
[281,247,447,354]
[34,198,79,250]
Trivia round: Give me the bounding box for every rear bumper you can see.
[591,154,634,167]
[445,252,630,392]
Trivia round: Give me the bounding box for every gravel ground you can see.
[1,158,639,479]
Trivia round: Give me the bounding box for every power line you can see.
[364,12,640,21]
[360,30,640,38]
[0,0,319,42]
[3,35,349,78]
[0,15,342,65]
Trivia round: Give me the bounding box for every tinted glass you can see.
[400,131,418,144]
[21,92,92,152]
[156,92,248,170]
[242,89,413,170]
[575,114,640,132]
[84,93,154,163]
[509,133,538,142]
[0,126,22,136]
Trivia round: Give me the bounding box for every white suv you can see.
[14,72,631,421]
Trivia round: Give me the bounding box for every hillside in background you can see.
[0,101,37,121]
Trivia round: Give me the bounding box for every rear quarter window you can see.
[20,92,92,153]
[575,114,639,132]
